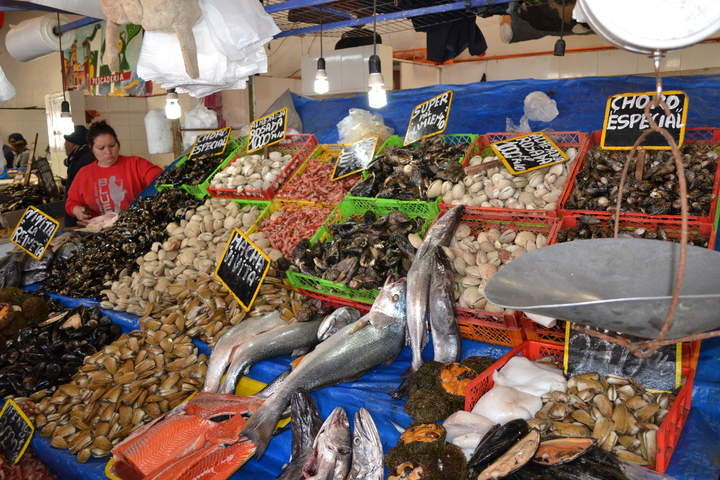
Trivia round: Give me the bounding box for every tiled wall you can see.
[84,96,151,159]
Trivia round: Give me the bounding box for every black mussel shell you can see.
[469,419,530,471]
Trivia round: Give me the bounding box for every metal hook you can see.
[652,49,666,99]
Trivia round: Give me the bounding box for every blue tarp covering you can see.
[27,74,720,479]
[292,74,720,144]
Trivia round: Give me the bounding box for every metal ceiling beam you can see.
[274,0,505,37]
[56,16,100,34]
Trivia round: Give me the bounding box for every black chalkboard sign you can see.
[564,323,681,392]
[404,90,453,146]
[601,91,688,150]
[248,108,288,153]
[491,132,568,175]
[332,137,378,181]
[215,229,271,311]
[10,206,60,260]
[188,127,232,161]
[0,399,34,464]
[34,157,57,196]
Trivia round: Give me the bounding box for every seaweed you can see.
[404,388,456,423]
[462,356,495,374]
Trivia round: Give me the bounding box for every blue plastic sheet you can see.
[292,74,720,144]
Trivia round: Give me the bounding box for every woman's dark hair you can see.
[87,120,120,147]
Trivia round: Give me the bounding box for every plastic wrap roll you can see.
[145,110,174,154]
[5,15,69,62]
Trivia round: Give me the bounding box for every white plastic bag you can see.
[337,108,393,145]
[0,66,16,102]
[181,103,219,150]
[505,91,559,132]
[144,110,173,154]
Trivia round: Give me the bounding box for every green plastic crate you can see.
[286,195,440,304]
[156,136,247,199]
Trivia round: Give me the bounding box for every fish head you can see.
[352,408,382,458]
[317,307,360,342]
[367,277,407,329]
[322,407,351,455]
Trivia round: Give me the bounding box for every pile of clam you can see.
[435,148,576,210]
[101,199,279,315]
[34,329,206,462]
[210,151,294,194]
[138,268,316,346]
[445,223,546,312]
[530,372,671,466]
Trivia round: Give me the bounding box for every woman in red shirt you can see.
[65,120,162,224]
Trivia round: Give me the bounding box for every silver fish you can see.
[276,389,323,480]
[317,307,362,342]
[203,311,285,393]
[243,278,407,457]
[302,407,351,480]
[429,247,460,363]
[347,408,383,480]
[406,205,464,374]
[218,320,322,394]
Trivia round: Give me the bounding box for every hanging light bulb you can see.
[367,55,387,109]
[314,58,329,94]
[554,0,566,56]
[313,23,330,94]
[367,0,386,109]
[59,99,74,135]
[165,88,182,120]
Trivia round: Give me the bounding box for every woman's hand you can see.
[72,205,93,225]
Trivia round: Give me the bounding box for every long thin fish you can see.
[218,320,321,394]
[347,408,383,480]
[203,311,285,393]
[429,247,461,363]
[243,278,407,457]
[403,206,464,390]
[276,389,323,480]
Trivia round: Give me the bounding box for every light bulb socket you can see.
[554,38,566,56]
[368,54,381,74]
[60,100,71,118]
[317,57,326,70]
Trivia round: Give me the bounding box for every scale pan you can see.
[484,238,720,339]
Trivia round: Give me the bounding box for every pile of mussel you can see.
[44,190,201,298]
[0,184,59,214]
[0,233,84,289]
[0,306,121,398]
[349,135,467,200]
[567,146,718,216]
[0,288,55,348]
[557,215,708,247]
[155,152,229,187]
[289,211,423,291]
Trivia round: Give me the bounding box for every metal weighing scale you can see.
[486,0,720,344]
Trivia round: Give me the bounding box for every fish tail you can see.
[389,367,417,399]
[242,397,284,458]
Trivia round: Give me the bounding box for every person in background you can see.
[62,125,95,227]
[2,133,27,169]
[65,120,162,224]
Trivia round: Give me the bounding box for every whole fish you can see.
[218,320,321,394]
[429,247,460,363]
[317,307,362,342]
[347,408,383,480]
[276,389,323,480]
[203,311,285,393]
[301,407,351,480]
[243,278,407,457]
[405,206,464,374]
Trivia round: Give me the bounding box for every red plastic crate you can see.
[440,131,590,219]
[297,289,371,313]
[208,134,318,200]
[437,207,560,346]
[560,128,720,224]
[464,340,700,473]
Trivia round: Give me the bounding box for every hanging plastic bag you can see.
[337,108,393,145]
[505,90,558,132]
[0,65,16,102]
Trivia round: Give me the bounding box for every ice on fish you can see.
[471,385,542,424]
[492,356,567,397]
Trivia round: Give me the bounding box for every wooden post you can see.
[23,133,39,186]
[171,119,183,158]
